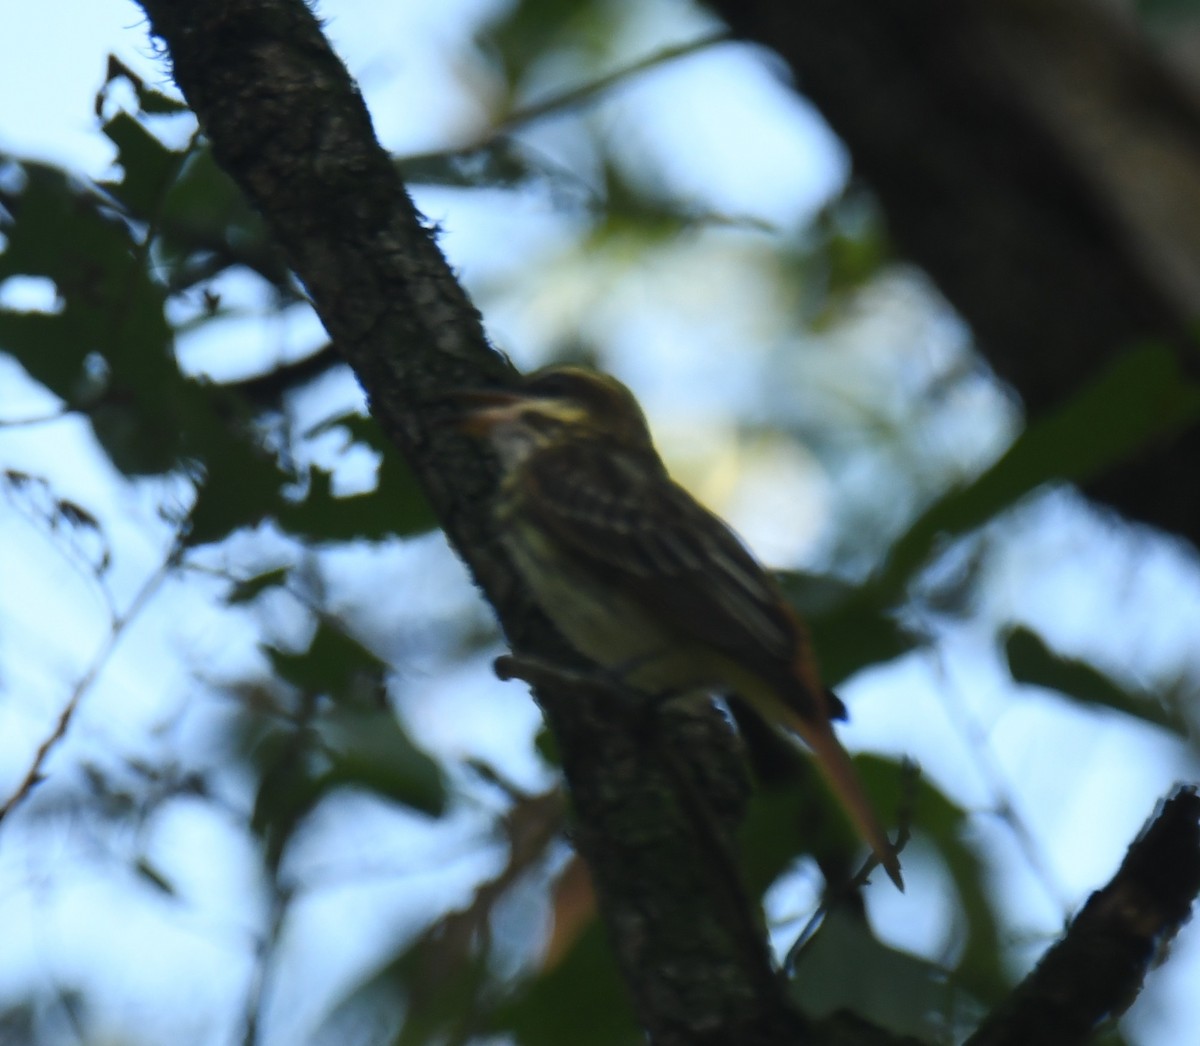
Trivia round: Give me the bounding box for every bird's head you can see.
[449,366,656,466]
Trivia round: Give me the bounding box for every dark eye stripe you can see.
[524,410,566,433]
[522,369,631,417]
[523,371,596,400]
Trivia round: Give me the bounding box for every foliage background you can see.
[1,0,1199,1043]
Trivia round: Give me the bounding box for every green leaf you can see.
[775,571,918,686]
[0,159,193,475]
[320,706,447,818]
[898,765,1007,1003]
[533,723,562,769]
[89,393,185,476]
[188,402,436,548]
[0,162,124,285]
[813,188,892,310]
[101,54,190,116]
[878,344,1200,601]
[250,724,327,868]
[276,451,435,544]
[791,908,979,1041]
[1004,626,1188,735]
[739,771,845,897]
[0,310,84,401]
[158,146,286,288]
[390,945,491,1046]
[161,147,250,228]
[742,755,1007,1006]
[263,620,388,698]
[812,595,917,685]
[100,110,185,215]
[183,377,319,546]
[248,700,445,871]
[482,0,596,82]
[0,163,168,391]
[316,934,489,1046]
[487,923,640,1046]
[186,433,290,546]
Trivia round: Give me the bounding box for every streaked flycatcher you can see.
[453,365,902,889]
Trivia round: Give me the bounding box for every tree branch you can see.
[132,2,817,1041]
[967,787,1200,1046]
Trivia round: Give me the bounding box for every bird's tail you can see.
[783,708,904,890]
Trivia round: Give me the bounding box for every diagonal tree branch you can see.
[131,2,819,1042]
[967,787,1200,1046]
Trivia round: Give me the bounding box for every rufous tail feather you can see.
[786,710,904,890]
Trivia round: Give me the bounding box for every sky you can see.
[2,1,1199,1044]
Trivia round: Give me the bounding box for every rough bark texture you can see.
[967,788,1200,1046]
[133,1,809,1042]
[710,0,1200,547]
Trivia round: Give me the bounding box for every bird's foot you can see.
[495,653,645,710]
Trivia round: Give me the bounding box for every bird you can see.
[450,364,902,889]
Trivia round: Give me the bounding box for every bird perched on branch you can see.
[451,365,902,889]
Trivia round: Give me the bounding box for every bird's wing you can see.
[518,442,835,718]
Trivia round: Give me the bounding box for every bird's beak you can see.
[436,388,531,436]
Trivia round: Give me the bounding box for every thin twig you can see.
[0,545,179,826]
[241,684,321,1046]
[347,785,567,1046]
[241,877,294,1046]
[398,31,730,169]
[494,31,730,137]
[931,649,1072,915]
[784,761,918,972]
[0,409,71,429]
[2,472,117,620]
